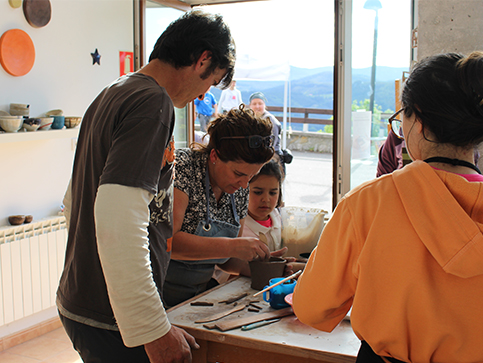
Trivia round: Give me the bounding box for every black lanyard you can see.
[424,156,482,174]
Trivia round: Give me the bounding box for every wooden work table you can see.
[166,277,358,363]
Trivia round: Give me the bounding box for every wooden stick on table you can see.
[252,270,302,297]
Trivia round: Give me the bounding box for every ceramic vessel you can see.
[38,117,53,131]
[8,215,25,225]
[23,117,41,131]
[0,116,23,132]
[51,115,65,129]
[24,215,33,223]
[249,257,286,290]
[64,116,82,128]
[0,110,10,116]
[10,103,29,116]
[45,109,63,116]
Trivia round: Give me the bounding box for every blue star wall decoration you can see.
[91,48,101,65]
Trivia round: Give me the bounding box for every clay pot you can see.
[249,257,286,290]
[8,215,25,225]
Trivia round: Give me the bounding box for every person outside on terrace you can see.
[219,80,243,113]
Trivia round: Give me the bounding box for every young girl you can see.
[242,159,284,251]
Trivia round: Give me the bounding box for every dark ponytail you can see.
[402,51,483,147]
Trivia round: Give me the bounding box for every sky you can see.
[146,0,412,70]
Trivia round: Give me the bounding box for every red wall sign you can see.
[119,51,133,77]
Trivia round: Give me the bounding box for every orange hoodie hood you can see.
[392,161,483,278]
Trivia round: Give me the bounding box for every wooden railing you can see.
[266,106,333,126]
[266,106,393,129]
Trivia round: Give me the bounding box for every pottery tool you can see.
[212,307,293,331]
[252,270,302,297]
[219,292,247,304]
[241,318,281,331]
[195,304,246,323]
[190,301,214,306]
[249,302,263,310]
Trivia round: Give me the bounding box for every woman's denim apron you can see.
[163,169,241,307]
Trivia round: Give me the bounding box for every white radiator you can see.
[0,216,67,326]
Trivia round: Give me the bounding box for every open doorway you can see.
[139,0,413,214]
[188,0,335,214]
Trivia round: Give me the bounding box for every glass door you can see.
[142,1,191,149]
[204,0,335,214]
[349,0,412,189]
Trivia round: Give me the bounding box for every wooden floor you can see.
[0,327,81,363]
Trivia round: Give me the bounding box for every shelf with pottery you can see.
[0,128,79,144]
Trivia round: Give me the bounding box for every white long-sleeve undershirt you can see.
[94,183,171,347]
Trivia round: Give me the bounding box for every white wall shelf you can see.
[0,129,79,144]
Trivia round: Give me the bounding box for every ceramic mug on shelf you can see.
[51,115,65,129]
[263,277,297,309]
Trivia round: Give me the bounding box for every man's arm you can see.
[62,178,72,231]
[95,184,171,346]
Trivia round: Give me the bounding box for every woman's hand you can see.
[269,247,305,277]
[231,237,271,261]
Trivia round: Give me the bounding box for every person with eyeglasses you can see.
[375,118,405,177]
[163,105,288,307]
[293,51,483,363]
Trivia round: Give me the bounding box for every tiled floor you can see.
[0,328,81,363]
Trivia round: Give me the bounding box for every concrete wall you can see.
[0,0,133,226]
[417,0,483,60]
[416,0,483,170]
[285,131,333,153]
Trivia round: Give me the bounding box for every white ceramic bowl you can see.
[0,116,23,132]
[38,117,54,131]
[23,118,41,131]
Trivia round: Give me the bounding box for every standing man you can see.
[57,10,235,363]
[219,79,243,113]
[194,89,218,132]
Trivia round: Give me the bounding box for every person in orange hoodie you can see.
[293,51,483,363]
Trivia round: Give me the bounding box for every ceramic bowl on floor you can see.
[0,116,23,132]
[23,117,41,131]
[64,116,82,128]
[38,117,54,131]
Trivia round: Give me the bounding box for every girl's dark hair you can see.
[402,51,483,147]
[149,10,235,88]
[250,159,285,207]
[194,104,274,164]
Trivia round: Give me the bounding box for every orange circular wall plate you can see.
[0,29,36,77]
